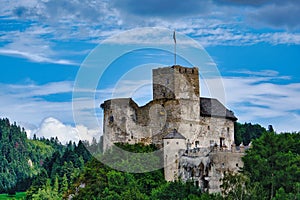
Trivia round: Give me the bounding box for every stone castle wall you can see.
[178,147,244,193]
[101,65,241,193]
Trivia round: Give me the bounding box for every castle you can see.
[101,65,244,193]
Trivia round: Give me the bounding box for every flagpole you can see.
[174,39,176,65]
[173,30,176,65]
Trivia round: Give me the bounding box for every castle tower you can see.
[152,65,199,100]
[152,65,201,140]
[163,129,186,182]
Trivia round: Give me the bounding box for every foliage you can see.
[220,171,251,200]
[69,143,164,199]
[99,142,163,173]
[234,122,267,146]
[150,181,204,200]
[69,143,220,199]
[242,131,300,199]
[31,179,61,200]
[0,118,57,193]
[2,117,299,199]
[26,139,92,200]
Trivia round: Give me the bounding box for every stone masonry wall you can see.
[153,66,199,100]
[164,138,186,182]
[192,117,235,150]
[178,147,244,193]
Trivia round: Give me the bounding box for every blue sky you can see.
[1,0,300,143]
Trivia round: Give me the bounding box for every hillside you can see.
[0,118,56,193]
[0,118,299,199]
[0,118,93,199]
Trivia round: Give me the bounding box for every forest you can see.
[0,118,299,199]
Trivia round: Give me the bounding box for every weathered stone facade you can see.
[101,65,243,193]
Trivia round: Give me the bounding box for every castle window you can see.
[131,135,133,139]
[190,123,192,127]
[227,127,230,133]
[166,79,169,84]
[220,137,225,147]
[167,141,169,145]
[195,141,199,147]
[109,116,114,123]
[176,142,179,145]
[236,163,239,167]
[208,126,210,130]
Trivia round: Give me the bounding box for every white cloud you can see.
[218,74,300,132]
[1,68,299,141]
[1,0,300,67]
[0,49,76,65]
[0,81,73,98]
[0,26,78,65]
[31,117,101,144]
[230,69,281,77]
[0,81,74,126]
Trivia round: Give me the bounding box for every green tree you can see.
[234,122,266,145]
[31,179,61,200]
[243,131,300,199]
[61,173,68,194]
[53,174,59,193]
[220,171,250,200]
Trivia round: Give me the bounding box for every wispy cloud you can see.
[0,24,79,65]
[0,0,299,65]
[228,69,292,79]
[1,69,299,140]
[218,72,300,132]
[0,81,74,125]
[0,49,76,65]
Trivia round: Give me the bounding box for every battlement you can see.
[152,65,199,75]
[172,65,199,75]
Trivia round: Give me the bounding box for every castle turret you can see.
[163,129,186,181]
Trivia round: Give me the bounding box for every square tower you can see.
[152,65,200,100]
